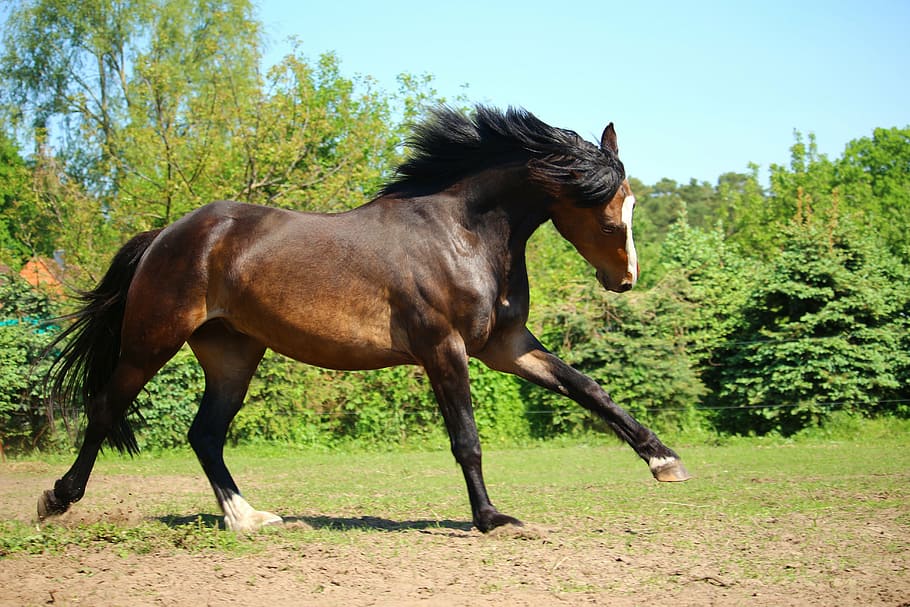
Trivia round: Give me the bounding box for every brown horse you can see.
[39,106,689,533]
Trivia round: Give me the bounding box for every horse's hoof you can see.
[649,457,692,482]
[475,511,523,533]
[37,489,70,521]
[225,510,284,533]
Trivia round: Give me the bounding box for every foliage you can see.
[635,176,717,241]
[705,206,910,435]
[228,353,333,447]
[0,276,62,453]
[835,126,910,262]
[653,213,757,357]
[232,356,528,448]
[127,351,531,452]
[132,348,205,450]
[0,131,38,265]
[531,283,704,437]
[1,2,909,453]
[633,170,764,262]
[0,0,417,280]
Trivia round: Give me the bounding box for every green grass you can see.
[1,417,908,558]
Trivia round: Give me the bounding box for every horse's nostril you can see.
[615,282,632,293]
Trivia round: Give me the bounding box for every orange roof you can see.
[19,257,65,295]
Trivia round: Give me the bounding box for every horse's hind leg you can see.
[39,283,204,519]
[186,320,276,532]
[39,355,176,520]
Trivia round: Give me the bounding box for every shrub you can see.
[0,277,61,453]
[706,210,910,435]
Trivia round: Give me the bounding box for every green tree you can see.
[0,0,153,187]
[526,217,734,438]
[759,127,910,263]
[706,206,910,435]
[655,213,757,360]
[214,49,401,213]
[634,173,759,268]
[1,0,422,281]
[713,166,768,254]
[526,280,706,437]
[114,0,263,225]
[769,132,836,203]
[0,130,36,264]
[835,126,910,262]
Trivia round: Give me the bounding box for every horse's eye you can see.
[600,223,621,235]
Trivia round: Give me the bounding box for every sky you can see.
[256,0,909,186]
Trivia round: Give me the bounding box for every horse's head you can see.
[548,123,639,293]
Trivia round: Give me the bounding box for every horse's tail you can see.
[45,228,163,455]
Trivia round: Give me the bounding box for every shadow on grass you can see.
[290,515,473,533]
[156,513,473,533]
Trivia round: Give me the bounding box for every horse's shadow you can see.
[157,513,473,534]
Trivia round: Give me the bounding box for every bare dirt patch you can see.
[1,458,908,606]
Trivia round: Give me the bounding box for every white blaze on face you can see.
[621,195,638,286]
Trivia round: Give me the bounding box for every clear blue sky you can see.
[256,0,909,185]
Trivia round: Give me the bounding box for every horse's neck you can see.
[368,165,551,262]
[461,165,552,244]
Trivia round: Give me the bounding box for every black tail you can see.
[45,229,163,455]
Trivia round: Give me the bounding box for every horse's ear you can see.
[601,123,618,154]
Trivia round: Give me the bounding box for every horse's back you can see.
[126,200,413,370]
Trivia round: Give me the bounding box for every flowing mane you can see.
[379,106,625,206]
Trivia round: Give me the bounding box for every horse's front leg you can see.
[419,336,522,532]
[478,328,691,482]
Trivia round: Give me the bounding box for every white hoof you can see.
[649,456,692,482]
[222,494,284,532]
[226,510,283,533]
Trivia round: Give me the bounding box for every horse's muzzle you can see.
[596,269,634,293]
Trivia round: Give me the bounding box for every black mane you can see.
[378,106,625,206]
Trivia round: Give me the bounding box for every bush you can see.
[0,277,62,453]
[528,280,706,438]
[134,347,205,450]
[706,210,910,435]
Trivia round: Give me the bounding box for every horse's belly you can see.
[223,301,412,371]
[267,327,413,371]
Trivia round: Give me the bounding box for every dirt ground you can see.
[1,465,908,607]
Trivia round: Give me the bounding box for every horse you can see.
[38,106,690,533]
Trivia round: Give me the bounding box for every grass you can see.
[1,417,909,559]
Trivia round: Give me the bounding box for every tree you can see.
[526,218,739,437]
[0,130,34,264]
[706,205,910,435]
[761,127,910,264]
[1,0,153,188]
[113,0,263,225]
[835,126,910,262]
[1,0,422,281]
[713,166,768,255]
[634,172,762,266]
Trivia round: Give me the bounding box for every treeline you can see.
[1,1,908,453]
